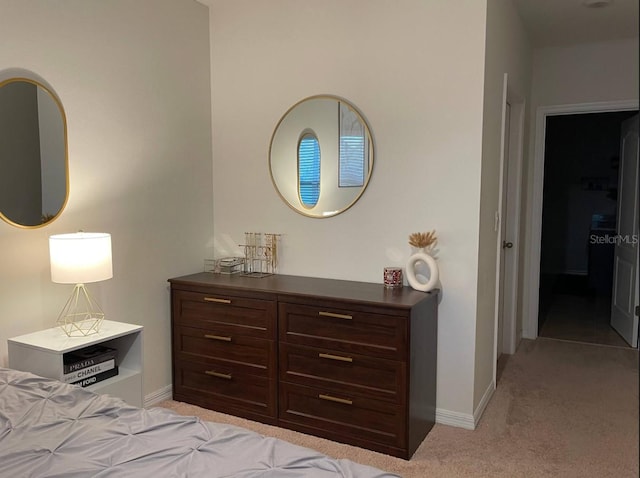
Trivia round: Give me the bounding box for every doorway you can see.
[537,110,638,347]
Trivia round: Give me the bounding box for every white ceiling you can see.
[512,0,639,47]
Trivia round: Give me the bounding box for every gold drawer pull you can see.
[319,394,353,405]
[319,353,353,363]
[205,370,232,380]
[204,334,232,342]
[204,297,231,304]
[318,311,352,320]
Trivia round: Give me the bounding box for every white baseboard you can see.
[473,380,495,426]
[540,269,587,276]
[144,384,172,408]
[435,381,495,431]
[435,408,475,430]
[562,270,587,276]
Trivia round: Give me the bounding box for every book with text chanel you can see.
[62,358,115,383]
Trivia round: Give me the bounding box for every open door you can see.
[611,114,639,347]
[496,86,524,359]
[497,101,511,359]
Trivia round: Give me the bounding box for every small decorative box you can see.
[204,257,245,274]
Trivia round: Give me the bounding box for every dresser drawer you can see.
[279,302,406,359]
[279,382,405,449]
[173,359,276,418]
[173,290,276,339]
[279,343,404,403]
[174,325,275,378]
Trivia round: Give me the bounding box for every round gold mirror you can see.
[269,95,374,218]
[0,77,68,228]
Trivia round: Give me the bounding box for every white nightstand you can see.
[8,320,144,407]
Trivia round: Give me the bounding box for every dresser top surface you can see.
[169,272,437,309]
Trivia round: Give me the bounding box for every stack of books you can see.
[63,345,118,388]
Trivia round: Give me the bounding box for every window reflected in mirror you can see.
[298,132,320,208]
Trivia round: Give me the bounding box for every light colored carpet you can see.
[158,338,639,477]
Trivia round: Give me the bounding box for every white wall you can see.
[0,0,213,399]
[531,39,639,108]
[207,0,487,420]
[476,0,531,414]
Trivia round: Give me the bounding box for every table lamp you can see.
[49,232,113,337]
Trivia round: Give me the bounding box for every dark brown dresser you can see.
[169,272,438,459]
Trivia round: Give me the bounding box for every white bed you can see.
[0,368,399,477]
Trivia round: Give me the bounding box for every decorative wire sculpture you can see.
[239,232,281,277]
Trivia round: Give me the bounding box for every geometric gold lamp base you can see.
[56,283,104,337]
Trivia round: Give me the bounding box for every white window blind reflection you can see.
[298,133,320,207]
[339,102,366,187]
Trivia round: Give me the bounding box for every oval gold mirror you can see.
[270,95,374,218]
[0,78,68,228]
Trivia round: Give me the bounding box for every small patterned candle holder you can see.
[383,267,403,288]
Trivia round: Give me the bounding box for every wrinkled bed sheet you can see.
[0,368,399,478]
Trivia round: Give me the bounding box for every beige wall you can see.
[475,0,531,415]
[0,0,213,398]
[207,0,487,421]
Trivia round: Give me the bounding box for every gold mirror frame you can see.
[269,95,374,218]
[0,77,69,229]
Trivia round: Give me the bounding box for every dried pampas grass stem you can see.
[408,230,437,250]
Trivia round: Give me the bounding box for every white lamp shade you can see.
[49,232,113,284]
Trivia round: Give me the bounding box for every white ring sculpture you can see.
[405,251,439,292]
